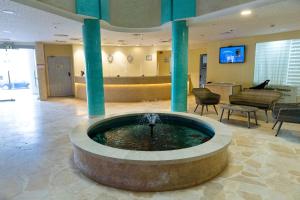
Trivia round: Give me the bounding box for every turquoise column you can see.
[171,20,188,112]
[83,19,105,117]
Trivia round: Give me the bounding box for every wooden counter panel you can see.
[75,83,171,102]
[75,76,171,85]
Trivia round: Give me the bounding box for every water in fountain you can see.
[90,113,213,151]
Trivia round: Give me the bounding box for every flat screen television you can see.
[219,45,245,64]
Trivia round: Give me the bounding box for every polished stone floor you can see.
[1,92,300,200]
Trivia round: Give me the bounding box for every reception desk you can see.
[205,83,242,103]
[75,76,190,102]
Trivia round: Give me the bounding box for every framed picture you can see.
[146,55,152,61]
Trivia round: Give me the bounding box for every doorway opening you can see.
[199,54,207,87]
[0,48,38,101]
[47,56,73,97]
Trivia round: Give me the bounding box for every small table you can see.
[219,104,259,128]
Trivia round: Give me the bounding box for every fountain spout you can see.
[144,113,160,137]
[149,123,155,137]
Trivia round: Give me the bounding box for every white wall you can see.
[73,45,170,77]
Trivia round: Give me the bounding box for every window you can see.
[254,39,300,95]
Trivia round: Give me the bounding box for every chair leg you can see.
[213,105,218,115]
[253,111,258,125]
[272,120,278,129]
[265,110,269,123]
[194,104,199,112]
[205,105,209,112]
[227,110,231,120]
[201,105,204,116]
[275,121,283,136]
[219,108,225,122]
[247,112,251,128]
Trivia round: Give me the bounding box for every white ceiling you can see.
[0,0,300,48]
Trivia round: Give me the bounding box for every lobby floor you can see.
[0,94,300,200]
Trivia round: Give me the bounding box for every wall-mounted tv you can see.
[219,45,245,64]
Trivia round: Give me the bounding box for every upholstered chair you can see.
[272,103,300,136]
[192,88,221,115]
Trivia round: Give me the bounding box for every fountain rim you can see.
[69,112,232,164]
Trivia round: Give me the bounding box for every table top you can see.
[220,104,259,112]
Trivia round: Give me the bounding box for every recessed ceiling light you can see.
[55,40,67,43]
[70,38,81,41]
[2,30,11,34]
[54,34,69,37]
[132,33,143,37]
[1,10,15,15]
[220,29,234,35]
[241,9,252,16]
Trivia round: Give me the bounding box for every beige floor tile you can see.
[0,93,299,200]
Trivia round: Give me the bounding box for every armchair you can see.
[192,88,220,115]
[272,103,300,136]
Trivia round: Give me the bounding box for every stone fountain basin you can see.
[69,112,232,192]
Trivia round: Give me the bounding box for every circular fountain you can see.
[70,112,232,191]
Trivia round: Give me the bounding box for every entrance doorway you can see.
[47,56,73,97]
[199,54,207,87]
[0,48,38,101]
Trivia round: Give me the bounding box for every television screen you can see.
[219,45,245,64]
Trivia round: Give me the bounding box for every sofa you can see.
[229,89,281,122]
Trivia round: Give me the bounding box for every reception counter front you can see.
[75,76,188,102]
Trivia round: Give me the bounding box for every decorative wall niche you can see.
[127,55,134,63]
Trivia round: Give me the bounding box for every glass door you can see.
[0,48,38,101]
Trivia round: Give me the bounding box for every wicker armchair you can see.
[272,103,300,136]
[192,88,220,115]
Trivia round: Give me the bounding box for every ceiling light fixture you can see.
[70,38,81,41]
[54,34,69,37]
[55,40,67,43]
[241,9,252,16]
[1,10,15,15]
[132,33,143,37]
[2,30,11,33]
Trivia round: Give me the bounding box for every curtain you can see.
[254,40,291,85]
[254,39,300,96]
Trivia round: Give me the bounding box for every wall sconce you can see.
[127,55,134,63]
[107,54,113,63]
